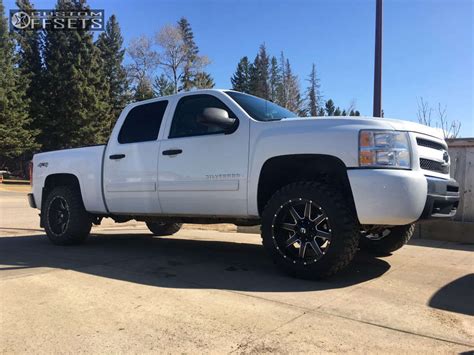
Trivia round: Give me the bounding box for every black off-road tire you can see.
[43,186,92,245]
[146,222,182,236]
[261,181,360,279]
[359,224,415,255]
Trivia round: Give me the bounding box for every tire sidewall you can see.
[359,224,415,254]
[261,182,359,278]
[146,222,182,236]
[43,186,91,245]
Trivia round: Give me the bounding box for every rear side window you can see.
[169,95,236,138]
[118,100,168,144]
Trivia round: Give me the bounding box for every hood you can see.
[376,117,445,139]
[283,116,445,140]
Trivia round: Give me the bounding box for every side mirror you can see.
[198,107,237,130]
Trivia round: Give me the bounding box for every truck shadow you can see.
[428,274,474,316]
[0,233,391,292]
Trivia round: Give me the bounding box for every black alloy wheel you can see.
[47,196,70,236]
[271,198,332,265]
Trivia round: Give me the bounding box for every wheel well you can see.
[257,154,357,218]
[42,173,81,205]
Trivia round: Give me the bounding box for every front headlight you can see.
[359,130,411,169]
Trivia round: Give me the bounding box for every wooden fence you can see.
[447,138,474,222]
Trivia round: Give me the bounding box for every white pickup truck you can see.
[28,89,460,278]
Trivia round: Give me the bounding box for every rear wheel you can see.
[359,224,415,255]
[43,186,92,245]
[146,222,182,236]
[261,181,359,279]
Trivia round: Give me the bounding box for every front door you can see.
[103,99,169,214]
[158,93,249,216]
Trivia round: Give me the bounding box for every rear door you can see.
[103,99,169,214]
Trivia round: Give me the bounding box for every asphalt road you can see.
[1,190,473,353]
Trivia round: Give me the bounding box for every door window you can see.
[118,100,168,144]
[169,95,236,139]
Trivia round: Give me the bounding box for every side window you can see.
[118,100,168,144]
[169,95,236,139]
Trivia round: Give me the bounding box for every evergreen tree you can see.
[334,107,342,116]
[325,99,336,116]
[317,107,325,116]
[305,63,321,117]
[231,56,251,93]
[153,74,174,96]
[349,110,361,116]
[96,15,129,133]
[42,0,110,150]
[14,0,43,142]
[178,17,198,91]
[250,44,270,99]
[0,0,39,170]
[284,59,302,113]
[269,56,280,102]
[177,17,213,91]
[342,109,347,116]
[276,52,288,107]
[134,77,154,101]
[193,71,215,89]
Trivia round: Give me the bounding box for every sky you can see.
[5,0,474,136]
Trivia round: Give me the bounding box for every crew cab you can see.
[28,89,460,279]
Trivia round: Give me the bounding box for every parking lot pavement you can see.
[0,226,473,354]
[1,189,473,353]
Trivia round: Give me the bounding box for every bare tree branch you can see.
[416,97,432,127]
[416,97,461,138]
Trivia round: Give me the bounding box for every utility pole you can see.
[373,0,383,117]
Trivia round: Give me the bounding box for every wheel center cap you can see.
[299,227,307,234]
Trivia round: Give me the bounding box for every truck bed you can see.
[32,145,107,213]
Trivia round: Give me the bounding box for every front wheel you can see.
[146,222,182,236]
[261,181,360,279]
[359,224,415,255]
[43,186,92,245]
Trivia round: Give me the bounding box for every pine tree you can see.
[178,17,198,91]
[42,0,110,150]
[250,44,270,99]
[0,0,39,170]
[193,71,215,89]
[317,107,325,116]
[285,59,302,113]
[269,56,280,102]
[276,52,288,107]
[134,77,154,101]
[325,99,336,116]
[96,15,129,133]
[334,107,342,116]
[231,56,251,93]
[14,0,43,142]
[176,17,213,91]
[305,63,321,117]
[153,74,174,96]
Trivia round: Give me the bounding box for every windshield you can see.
[225,91,298,121]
